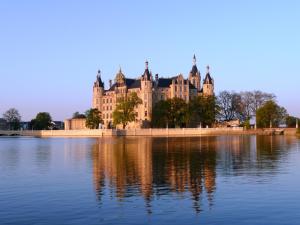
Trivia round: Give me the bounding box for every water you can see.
[0,135,300,225]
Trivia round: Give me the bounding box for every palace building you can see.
[92,55,214,128]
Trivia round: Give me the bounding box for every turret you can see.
[93,70,104,110]
[188,54,201,91]
[203,65,214,96]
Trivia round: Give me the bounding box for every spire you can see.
[190,54,199,76]
[95,69,104,88]
[206,65,210,73]
[204,65,213,84]
[143,60,151,80]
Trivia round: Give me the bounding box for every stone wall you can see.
[1,127,297,137]
[64,118,87,130]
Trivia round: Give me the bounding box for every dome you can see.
[115,68,125,84]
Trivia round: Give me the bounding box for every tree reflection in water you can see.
[91,135,294,214]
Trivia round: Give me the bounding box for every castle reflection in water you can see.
[90,135,295,213]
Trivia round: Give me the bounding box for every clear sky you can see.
[0,0,299,121]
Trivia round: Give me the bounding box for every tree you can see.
[286,115,300,128]
[72,111,86,119]
[3,108,21,130]
[251,90,275,113]
[85,108,103,129]
[256,100,287,128]
[189,96,217,127]
[113,92,142,129]
[31,112,52,130]
[217,91,242,121]
[169,98,188,128]
[152,100,171,128]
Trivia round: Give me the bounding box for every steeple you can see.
[193,54,196,65]
[143,60,151,80]
[145,60,149,69]
[190,54,199,76]
[204,65,213,84]
[95,69,104,88]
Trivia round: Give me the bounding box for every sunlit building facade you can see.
[92,55,214,128]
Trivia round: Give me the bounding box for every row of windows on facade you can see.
[103,111,148,120]
[174,85,188,92]
[96,98,113,104]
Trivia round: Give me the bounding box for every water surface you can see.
[0,135,300,225]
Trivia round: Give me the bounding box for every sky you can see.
[0,0,299,121]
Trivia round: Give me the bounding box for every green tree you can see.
[286,115,300,128]
[3,108,21,130]
[152,100,171,128]
[85,108,103,129]
[113,92,142,129]
[72,111,86,119]
[168,98,188,128]
[189,96,217,127]
[256,100,287,128]
[31,112,52,130]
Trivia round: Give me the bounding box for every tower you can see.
[114,67,126,98]
[203,65,214,96]
[188,54,201,91]
[141,60,153,123]
[93,70,104,111]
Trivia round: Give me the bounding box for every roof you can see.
[96,75,104,88]
[142,68,151,80]
[107,78,141,91]
[190,65,198,76]
[157,78,172,87]
[204,73,213,84]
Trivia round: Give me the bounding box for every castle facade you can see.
[92,55,214,128]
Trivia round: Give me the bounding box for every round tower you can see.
[203,65,214,96]
[93,70,104,110]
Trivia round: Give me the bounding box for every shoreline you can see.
[0,128,297,138]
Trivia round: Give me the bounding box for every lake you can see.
[0,135,299,225]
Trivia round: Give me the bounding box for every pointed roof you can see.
[142,60,151,80]
[190,54,199,76]
[204,65,213,84]
[95,70,104,88]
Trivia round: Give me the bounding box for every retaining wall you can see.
[0,127,297,137]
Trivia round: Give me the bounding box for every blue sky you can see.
[0,0,299,121]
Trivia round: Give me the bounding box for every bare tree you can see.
[3,108,21,130]
[217,91,241,121]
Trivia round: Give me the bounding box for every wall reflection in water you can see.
[91,135,295,213]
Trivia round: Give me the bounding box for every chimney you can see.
[109,80,112,88]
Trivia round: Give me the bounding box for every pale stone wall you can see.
[64,118,87,130]
[0,128,297,137]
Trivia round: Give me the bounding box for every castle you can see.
[92,55,214,128]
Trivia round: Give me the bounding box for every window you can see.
[103,106,105,111]
[110,99,112,103]
[145,111,148,117]
[103,99,105,103]
[175,86,177,92]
